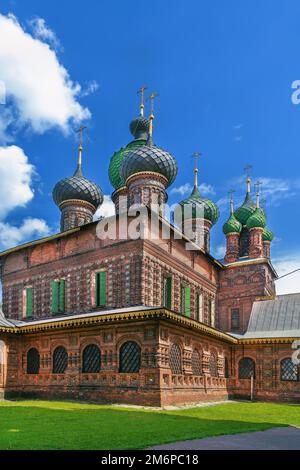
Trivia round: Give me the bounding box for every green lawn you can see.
[0,400,299,449]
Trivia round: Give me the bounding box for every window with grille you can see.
[51,280,65,314]
[82,344,101,373]
[192,349,202,375]
[239,227,250,257]
[163,277,172,309]
[209,352,218,377]
[169,344,182,374]
[196,293,203,322]
[96,272,107,308]
[27,348,40,374]
[53,346,68,374]
[281,358,299,381]
[224,357,230,378]
[239,357,255,379]
[119,341,141,373]
[231,309,240,330]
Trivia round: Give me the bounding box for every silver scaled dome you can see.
[53,164,103,209]
[120,140,178,187]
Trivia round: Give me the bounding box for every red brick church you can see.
[0,96,299,406]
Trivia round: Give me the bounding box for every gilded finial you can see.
[74,125,87,177]
[137,86,147,117]
[255,180,263,208]
[192,152,201,190]
[147,92,159,140]
[244,164,252,193]
[228,189,235,215]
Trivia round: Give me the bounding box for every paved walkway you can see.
[151,427,300,450]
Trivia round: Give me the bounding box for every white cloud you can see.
[213,244,226,259]
[171,183,215,196]
[0,217,50,250]
[0,12,90,137]
[29,17,61,51]
[94,195,115,220]
[0,145,35,219]
[274,253,300,295]
[80,80,99,97]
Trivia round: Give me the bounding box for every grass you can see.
[0,400,299,449]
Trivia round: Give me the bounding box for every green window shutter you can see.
[184,287,191,317]
[166,277,172,309]
[96,272,107,307]
[51,281,59,314]
[26,288,33,318]
[59,280,65,313]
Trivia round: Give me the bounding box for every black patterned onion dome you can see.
[178,187,220,225]
[120,143,178,188]
[129,116,150,140]
[53,171,103,209]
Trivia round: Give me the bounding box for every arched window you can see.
[119,341,141,373]
[169,344,182,375]
[191,349,202,375]
[82,344,101,373]
[27,348,40,375]
[281,358,299,382]
[53,346,68,374]
[224,357,230,378]
[239,357,255,379]
[209,351,218,377]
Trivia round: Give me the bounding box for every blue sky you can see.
[0,0,299,293]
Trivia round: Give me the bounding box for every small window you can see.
[82,344,101,373]
[163,277,172,309]
[51,280,65,314]
[209,299,216,327]
[169,344,182,374]
[239,357,255,379]
[231,309,240,331]
[209,351,218,377]
[192,349,202,375]
[27,348,40,375]
[196,293,203,322]
[181,286,191,317]
[96,272,107,308]
[53,346,68,374]
[25,287,33,319]
[281,358,298,382]
[224,357,230,378]
[119,341,141,373]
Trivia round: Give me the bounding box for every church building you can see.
[0,92,299,407]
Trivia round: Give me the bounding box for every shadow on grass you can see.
[0,402,284,450]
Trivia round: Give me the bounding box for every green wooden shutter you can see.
[166,277,172,309]
[59,280,65,313]
[26,287,33,318]
[184,287,191,317]
[51,281,59,314]
[97,272,107,307]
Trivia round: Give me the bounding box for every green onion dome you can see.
[53,164,103,209]
[223,213,242,235]
[109,115,150,190]
[246,207,267,229]
[120,141,178,188]
[234,192,256,225]
[109,139,146,190]
[262,227,274,242]
[178,186,220,225]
